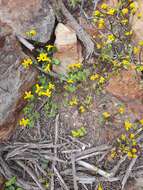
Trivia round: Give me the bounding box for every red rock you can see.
[106,68,143,116]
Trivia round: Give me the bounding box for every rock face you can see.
[53,23,83,75]
[0,0,55,43]
[106,68,143,116]
[0,21,38,140]
[132,0,143,43]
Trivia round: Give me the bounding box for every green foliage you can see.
[44,100,58,118]
[23,103,40,128]
[71,127,87,138]
[4,177,23,190]
[52,58,61,65]
[69,0,81,7]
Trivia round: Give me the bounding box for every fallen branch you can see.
[121,157,138,189]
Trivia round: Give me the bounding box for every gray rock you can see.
[0,0,55,43]
[0,21,38,140]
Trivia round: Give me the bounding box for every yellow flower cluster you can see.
[68,63,82,70]
[90,74,105,85]
[127,148,137,159]
[21,58,33,69]
[90,74,99,81]
[35,82,55,97]
[98,18,105,29]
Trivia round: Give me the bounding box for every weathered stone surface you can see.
[131,0,143,43]
[0,0,55,43]
[53,23,83,75]
[0,21,38,140]
[106,68,143,116]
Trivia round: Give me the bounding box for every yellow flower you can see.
[37,53,51,62]
[129,133,135,139]
[24,91,33,100]
[107,34,115,42]
[21,58,32,69]
[132,154,137,158]
[121,134,126,141]
[41,89,52,97]
[101,3,108,10]
[97,183,103,190]
[125,31,133,36]
[44,64,51,72]
[98,18,105,29]
[140,119,143,125]
[67,79,74,84]
[137,13,142,19]
[118,106,125,114]
[26,29,37,37]
[90,74,99,81]
[69,97,78,106]
[132,140,137,146]
[127,150,137,159]
[102,112,110,119]
[93,10,100,17]
[129,2,136,9]
[139,41,143,46]
[121,8,129,15]
[133,47,140,54]
[127,151,133,158]
[107,8,116,15]
[99,76,105,84]
[121,19,128,25]
[79,106,85,113]
[132,148,137,153]
[110,150,117,159]
[19,118,29,127]
[96,43,101,49]
[46,44,54,51]
[122,60,130,67]
[124,120,132,131]
[48,82,55,90]
[68,63,82,70]
[35,84,43,96]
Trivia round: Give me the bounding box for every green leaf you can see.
[5,177,16,187]
[52,58,61,65]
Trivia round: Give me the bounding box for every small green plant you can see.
[69,0,81,7]
[4,177,23,190]
[44,100,58,118]
[22,103,40,128]
[71,127,87,138]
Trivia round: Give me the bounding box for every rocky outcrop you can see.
[106,68,143,116]
[0,21,38,140]
[0,0,55,43]
[53,23,83,75]
[132,0,143,43]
